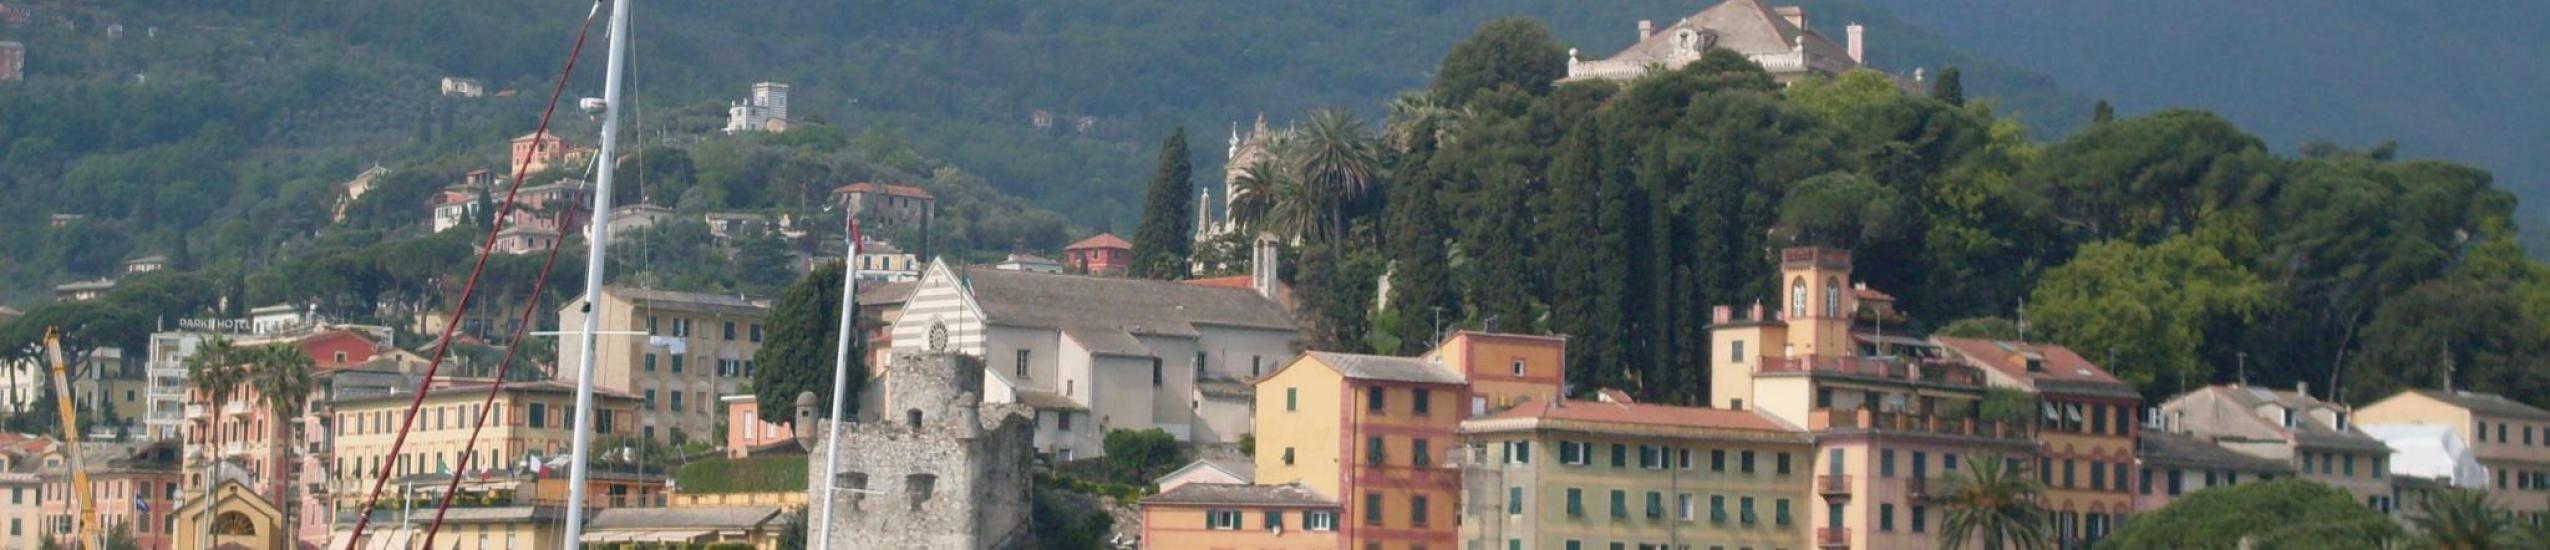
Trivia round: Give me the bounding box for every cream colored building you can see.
[327,381,639,511]
[1563,0,1883,85]
[557,286,770,444]
[2356,389,2550,522]
[1458,396,1813,550]
[2157,385,2396,512]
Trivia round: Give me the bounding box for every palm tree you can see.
[1229,158,1311,241]
[247,344,315,536]
[2408,488,2517,549]
[1383,91,1463,153]
[1934,453,2051,550]
[182,336,245,550]
[1294,109,1382,242]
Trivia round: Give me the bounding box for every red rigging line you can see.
[343,5,603,549]
[420,188,584,549]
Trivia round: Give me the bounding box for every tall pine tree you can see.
[1129,128,1196,279]
[1383,169,1457,351]
[1930,66,1965,107]
[751,263,863,424]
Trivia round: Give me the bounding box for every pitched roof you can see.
[1933,337,2137,398]
[1304,352,1465,385]
[2137,431,2295,473]
[831,182,934,200]
[608,286,768,317]
[1591,0,1854,70]
[1469,398,1806,440]
[960,267,1294,355]
[1014,390,1086,412]
[1154,458,1255,486]
[1140,483,1334,508]
[2403,389,2550,421]
[1182,275,1254,290]
[858,281,915,306]
[586,506,783,530]
[2208,386,2391,453]
[1064,233,1132,251]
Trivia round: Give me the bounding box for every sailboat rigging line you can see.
[416,184,586,550]
[342,4,603,549]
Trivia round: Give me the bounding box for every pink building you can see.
[1063,233,1133,277]
[40,441,182,550]
[720,395,799,458]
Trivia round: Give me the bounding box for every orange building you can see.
[1420,332,1566,414]
[1254,333,1567,550]
[1139,483,1340,550]
[1936,337,2141,546]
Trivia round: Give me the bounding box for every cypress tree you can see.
[1930,66,1965,107]
[750,263,862,424]
[1541,120,1624,389]
[1382,171,1456,351]
[1129,128,1195,279]
[2093,99,2116,124]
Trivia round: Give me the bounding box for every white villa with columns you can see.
[1563,0,1921,87]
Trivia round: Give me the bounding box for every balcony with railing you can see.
[1817,527,1850,548]
[1817,474,1851,497]
[1809,408,2030,440]
[1906,477,1930,498]
[1756,356,1985,387]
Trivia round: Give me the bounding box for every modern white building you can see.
[889,256,1296,460]
[2360,424,2489,488]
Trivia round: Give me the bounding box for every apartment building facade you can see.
[1138,483,1341,550]
[1457,397,1813,550]
[2158,385,2395,513]
[2356,389,2550,522]
[557,287,770,444]
[1936,337,2140,546]
[1254,352,1479,550]
[1708,248,2037,550]
[327,381,640,513]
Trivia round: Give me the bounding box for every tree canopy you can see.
[2100,480,2404,550]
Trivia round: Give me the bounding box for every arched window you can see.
[213,511,257,535]
[1825,277,1842,317]
[1790,278,1808,317]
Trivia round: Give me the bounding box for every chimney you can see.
[1776,6,1806,29]
[1846,23,1865,64]
[2296,381,2310,399]
[1638,20,1654,40]
[1713,305,1733,324]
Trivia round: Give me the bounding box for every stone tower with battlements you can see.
[811,351,1036,549]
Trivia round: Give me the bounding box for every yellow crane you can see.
[41,327,104,550]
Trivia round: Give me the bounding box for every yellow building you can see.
[172,481,287,550]
[328,381,640,512]
[2356,389,2550,521]
[557,286,771,444]
[1138,483,1341,550]
[1708,248,2036,550]
[1256,351,1514,550]
[1457,395,1813,550]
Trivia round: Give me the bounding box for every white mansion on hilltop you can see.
[1564,0,1912,85]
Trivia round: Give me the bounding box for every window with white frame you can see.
[1207,509,1243,530]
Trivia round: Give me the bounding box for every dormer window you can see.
[2280,407,2296,428]
[2335,412,2349,431]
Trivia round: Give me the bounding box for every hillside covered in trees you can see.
[0,0,2077,305]
[1199,20,2550,410]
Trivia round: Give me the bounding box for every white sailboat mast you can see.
[814,219,861,550]
[561,0,630,548]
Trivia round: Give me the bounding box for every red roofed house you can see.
[829,182,935,229]
[1063,233,1133,277]
[509,131,582,176]
[1934,337,2142,546]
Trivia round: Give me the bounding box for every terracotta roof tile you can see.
[1064,233,1132,251]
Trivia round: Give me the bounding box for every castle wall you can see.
[815,353,1035,549]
